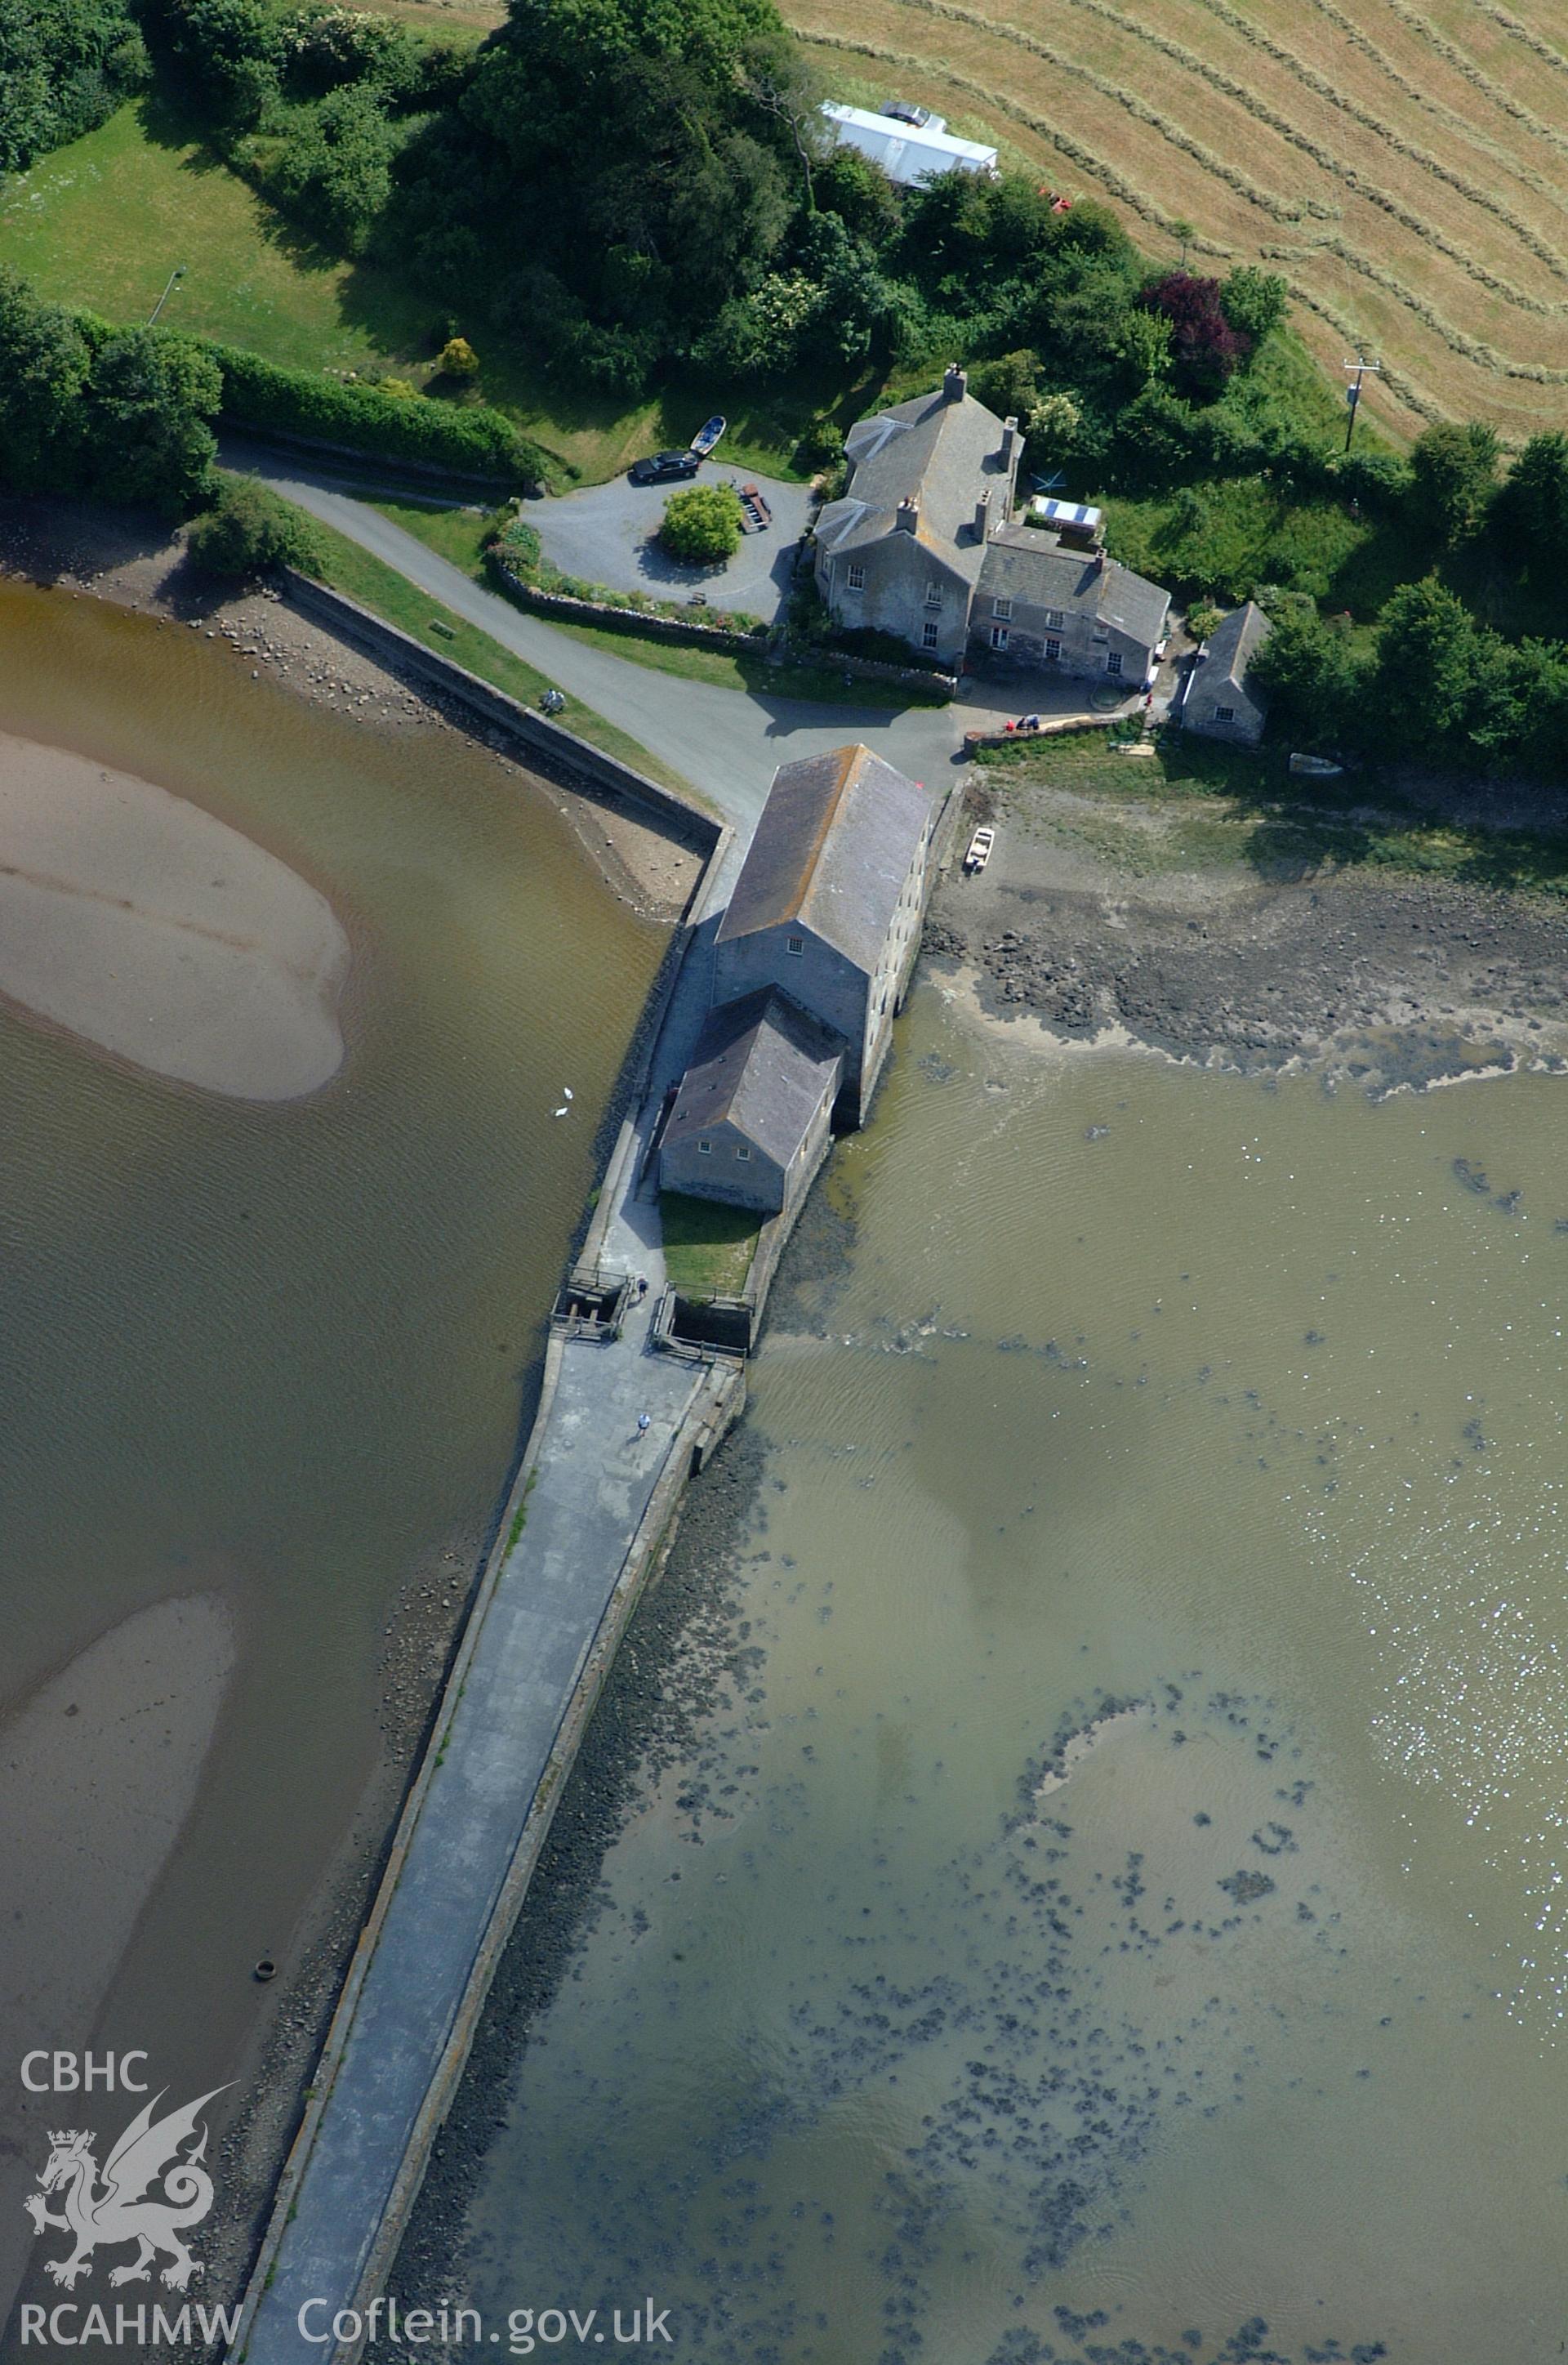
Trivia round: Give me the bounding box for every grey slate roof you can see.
[715,743,932,977]
[980,524,1170,649]
[1200,599,1272,689]
[817,385,1011,584]
[665,989,844,1168]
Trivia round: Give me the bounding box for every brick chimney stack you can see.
[896,495,920,533]
[942,363,968,404]
[1000,414,1018,461]
[973,487,991,538]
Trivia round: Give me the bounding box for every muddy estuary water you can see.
[448,974,1568,2363]
[0,583,666,2314]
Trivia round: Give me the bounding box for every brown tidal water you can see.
[459,975,1568,2364]
[0,583,665,2236]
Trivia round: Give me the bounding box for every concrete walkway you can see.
[231,546,759,2358]
[239,1276,723,2365]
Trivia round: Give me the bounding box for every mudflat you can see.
[929,773,1568,1092]
[0,730,350,1099]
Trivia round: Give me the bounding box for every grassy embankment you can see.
[974,731,1568,898]
[363,498,950,710]
[287,502,702,800]
[0,99,826,488]
[659,1194,762,1300]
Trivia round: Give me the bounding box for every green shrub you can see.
[251,85,400,254]
[196,339,548,484]
[1408,421,1499,549]
[791,417,844,471]
[280,7,418,100]
[660,484,743,565]
[0,290,223,515]
[186,473,324,577]
[495,514,541,574]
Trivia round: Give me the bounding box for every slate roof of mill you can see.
[715,743,932,978]
[665,989,844,1168]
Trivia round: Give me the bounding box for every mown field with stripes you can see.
[787,0,1568,444]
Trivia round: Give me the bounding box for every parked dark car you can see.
[628,450,700,485]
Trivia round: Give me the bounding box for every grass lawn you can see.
[0,100,826,488]
[975,730,1568,898]
[659,1193,762,1300]
[281,496,704,801]
[1097,477,1429,622]
[363,497,497,575]
[365,497,950,709]
[0,99,430,375]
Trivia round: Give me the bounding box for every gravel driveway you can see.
[528,460,813,621]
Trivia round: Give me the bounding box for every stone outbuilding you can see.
[816,369,1170,688]
[1181,600,1273,744]
[712,743,934,1124]
[659,989,844,1216]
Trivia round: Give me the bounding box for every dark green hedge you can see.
[192,339,549,485]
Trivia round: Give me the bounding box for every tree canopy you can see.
[1408,421,1500,547]
[0,269,220,515]
[186,472,325,575]
[0,0,148,174]
[382,0,800,385]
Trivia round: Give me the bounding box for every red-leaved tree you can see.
[1139,272,1251,399]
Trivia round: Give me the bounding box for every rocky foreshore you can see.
[927,824,1568,1093]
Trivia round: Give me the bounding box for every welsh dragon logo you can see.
[24,2087,227,2292]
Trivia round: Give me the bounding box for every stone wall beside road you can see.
[281,571,722,852]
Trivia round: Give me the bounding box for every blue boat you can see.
[690,413,727,458]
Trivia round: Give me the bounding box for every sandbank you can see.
[0,731,350,1098]
[0,1595,237,2320]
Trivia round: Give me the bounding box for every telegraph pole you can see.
[1342,355,1381,453]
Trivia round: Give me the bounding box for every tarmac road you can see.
[225,443,971,829]
[530,457,813,616]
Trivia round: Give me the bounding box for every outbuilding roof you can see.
[1198,599,1272,689]
[665,989,844,1170]
[715,743,932,978]
[980,524,1170,650]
